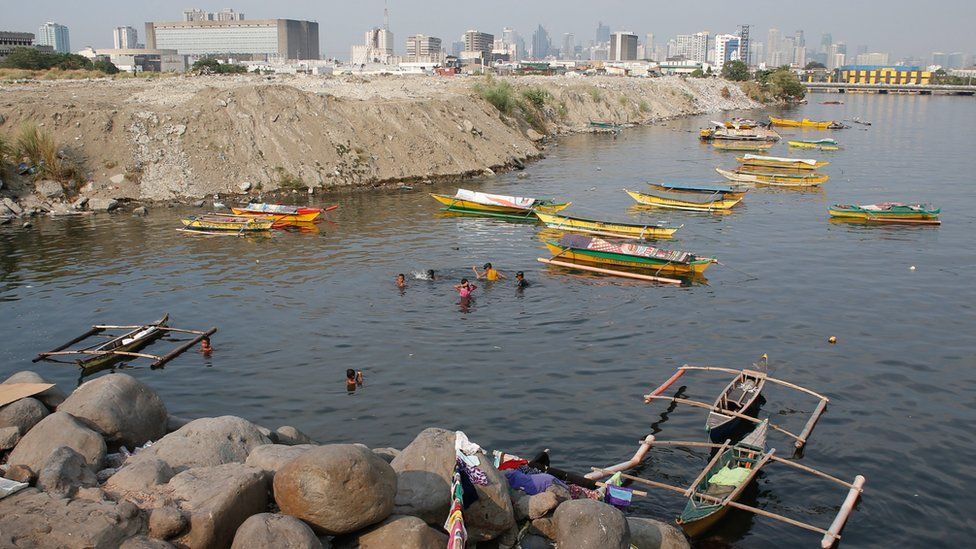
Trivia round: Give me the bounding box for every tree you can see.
[804,61,826,70]
[0,47,51,69]
[92,60,119,74]
[690,68,705,78]
[721,60,749,81]
[768,69,806,101]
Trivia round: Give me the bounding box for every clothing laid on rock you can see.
[504,469,568,496]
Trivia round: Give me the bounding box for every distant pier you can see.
[804,82,976,96]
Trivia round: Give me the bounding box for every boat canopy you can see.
[742,154,817,166]
[559,234,695,263]
[455,189,537,209]
[244,203,301,214]
[641,188,732,204]
[796,138,837,145]
[655,182,739,194]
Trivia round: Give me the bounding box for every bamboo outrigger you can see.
[33,314,218,375]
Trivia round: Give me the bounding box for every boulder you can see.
[334,515,446,549]
[239,181,252,192]
[231,513,322,549]
[520,534,554,549]
[0,489,144,547]
[2,197,23,216]
[58,373,168,449]
[552,499,631,549]
[168,463,270,549]
[371,447,400,463]
[166,414,190,432]
[191,199,205,208]
[35,180,64,199]
[0,426,21,450]
[105,458,175,496]
[149,505,187,540]
[129,415,271,471]
[0,397,48,434]
[627,517,691,549]
[72,196,89,210]
[4,464,35,483]
[526,129,546,141]
[110,173,127,185]
[274,444,396,535]
[274,425,314,445]
[90,198,119,212]
[121,536,176,549]
[391,428,515,542]
[514,490,560,521]
[36,446,98,498]
[3,370,67,408]
[133,206,149,216]
[8,411,107,472]
[244,444,316,476]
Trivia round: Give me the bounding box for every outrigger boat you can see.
[534,211,680,240]
[829,203,941,225]
[711,140,774,151]
[541,234,715,278]
[737,154,828,170]
[180,214,275,233]
[230,203,336,223]
[626,187,743,212]
[769,116,848,130]
[33,314,217,376]
[589,121,633,130]
[700,124,781,142]
[789,139,841,151]
[431,189,570,220]
[716,168,829,187]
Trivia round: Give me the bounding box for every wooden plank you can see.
[647,396,804,442]
[643,369,686,402]
[37,350,161,359]
[821,475,866,548]
[685,440,730,496]
[0,383,56,407]
[794,398,828,449]
[537,258,683,285]
[151,327,218,368]
[32,326,103,362]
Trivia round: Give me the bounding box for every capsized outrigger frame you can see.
[643,364,830,449]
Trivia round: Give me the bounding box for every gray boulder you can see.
[105,458,175,497]
[391,427,515,542]
[231,513,322,549]
[58,373,168,449]
[4,464,35,483]
[72,196,89,210]
[8,411,107,472]
[371,447,400,463]
[274,425,315,445]
[36,446,98,498]
[90,198,119,211]
[0,426,21,450]
[0,488,144,547]
[627,517,691,549]
[121,536,176,549]
[0,397,48,434]
[274,444,396,535]
[35,180,64,199]
[3,371,67,408]
[129,415,271,471]
[334,515,446,549]
[168,463,270,548]
[514,490,560,521]
[244,444,316,476]
[149,505,187,540]
[552,499,631,549]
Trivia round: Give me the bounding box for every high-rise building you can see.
[36,22,69,53]
[461,30,493,61]
[183,9,210,22]
[947,52,966,69]
[596,21,610,44]
[182,8,244,22]
[609,32,638,61]
[673,32,709,63]
[113,26,138,49]
[0,32,39,60]
[146,18,318,60]
[450,41,464,58]
[930,52,948,67]
[531,25,550,59]
[794,45,806,68]
[501,27,525,60]
[766,28,781,65]
[855,44,868,56]
[794,30,805,48]
[714,34,740,71]
[855,52,889,65]
[214,9,244,22]
[352,27,395,64]
[820,33,832,54]
[562,33,575,59]
[405,34,442,63]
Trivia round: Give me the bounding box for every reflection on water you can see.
[2,94,976,547]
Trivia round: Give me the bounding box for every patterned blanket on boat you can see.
[456,189,537,209]
[860,202,927,212]
[743,154,817,166]
[560,235,694,263]
[244,203,299,214]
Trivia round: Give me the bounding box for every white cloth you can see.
[455,189,536,209]
[455,431,482,466]
[742,154,816,166]
[0,478,28,499]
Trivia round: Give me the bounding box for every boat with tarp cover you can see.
[534,211,679,239]
[626,187,743,211]
[431,189,570,219]
[715,168,829,187]
[736,154,828,170]
[647,182,748,198]
[712,140,774,151]
[231,203,336,223]
[543,234,715,276]
[829,203,940,225]
[769,116,848,130]
[180,214,275,232]
[788,139,841,151]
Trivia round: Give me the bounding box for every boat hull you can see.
[79,316,169,373]
[626,190,742,211]
[736,157,828,170]
[230,208,321,223]
[715,168,828,187]
[544,241,713,275]
[712,141,774,151]
[788,141,840,151]
[430,194,570,217]
[181,215,274,231]
[828,206,939,220]
[535,211,678,239]
[769,116,839,129]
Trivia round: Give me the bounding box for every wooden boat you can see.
[769,116,847,129]
[788,140,840,151]
[534,211,679,239]
[543,235,715,276]
[716,168,829,187]
[181,214,275,232]
[626,188,742,212]
[700,126,781,142]
[820,100,844,105]
[736,154,828,170]
[431,189,570,220]
[589,121,632,129]
[829,203,940,224]
[706,370,766,443]
[712,140,774,151]
[230,203,336,223]
[647,182,748,199]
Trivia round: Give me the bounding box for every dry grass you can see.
[0,68,179,81]
[15,123,84,182]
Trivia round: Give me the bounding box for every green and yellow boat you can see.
[626,186,743,212]
[712,141,775,151]
[788,138,840,151]
[736,154,829,170]
[534,211,679,239]
[544,234,715,276]
[828,203,940,225]
[180,214,275,232]
[715,168,829,187]
[431,189,570,220]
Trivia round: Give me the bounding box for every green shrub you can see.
[473,76,517,114]
[588,87,603,102]
[638,100,650,113]
[15,123,84,182]
[721,60,749,81]
[521,86,549,109]
[191,57,247,75]
[274,167,304,189]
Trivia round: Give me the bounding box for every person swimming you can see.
[473,262,506,281]
[396,273,406,288]
[346,368,364,391]
[426,269,436,281]
[200,337,213,356]
[454,278,477,297]
[515,271,528,289]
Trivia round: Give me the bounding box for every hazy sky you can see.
[9,0,975,60]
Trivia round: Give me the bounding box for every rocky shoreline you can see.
[0,370,689,548]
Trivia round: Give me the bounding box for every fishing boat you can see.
[820,100,844,105]
[700,125,781,142]
[647,182,748,199]
[230,203,336,223]
[828,203,941,225]
[626,188,743,212]
[589,121,632,130]
[180,214,275,232]
[768,116,848,130]
[705,370,767,443]
[543,234,715,276]
[849,117,872,126]
[431,189,570,219]
[711,140,774,151]
[71,315,169,372]
[788,139,841,151]
[736,154,828,170]
[534,211,680,239]
[715,168,829,187]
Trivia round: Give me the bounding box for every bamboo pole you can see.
[584,435,655,480]
[37,350,161,360]
[537,258,683,285]
[678,365,752,376]
[766,455,861,491]
[643,369,687,402]
[684,440,731,497]
[33,326,104,361]
[794,398,828,449]
[647,396,803,442]
[151,327,217,368]
[764,376,831,402]
[820,475,866,548]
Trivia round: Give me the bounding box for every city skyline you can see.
[5,0,975,62]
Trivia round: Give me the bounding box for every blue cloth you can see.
[504,470,567,495]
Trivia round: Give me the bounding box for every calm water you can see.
[2,94,975,547]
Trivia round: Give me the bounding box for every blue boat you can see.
[648,182,748,196]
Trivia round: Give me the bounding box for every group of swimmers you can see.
[395,262,528,296]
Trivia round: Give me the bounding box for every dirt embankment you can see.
[0,74,757,206]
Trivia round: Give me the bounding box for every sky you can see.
[7,0,975,60]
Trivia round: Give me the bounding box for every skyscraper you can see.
[501,27,525,60]
[462,30,493,61]
[820,33,833,54]
[609,32,638,61]
[714,34,740,71]
[37,22,69,53]
[405,35,442,63]
[766,28,782,65]
[596,21,610,44]
[738,25,751,66]
[673,32,709,63]
[532,24,550,59]
[562,33,575,59]
[113,26,138,49]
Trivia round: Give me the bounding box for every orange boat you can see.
[230,203,337,224]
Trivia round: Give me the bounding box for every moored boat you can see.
[715,168,829,187]
[736,154,828,170]
[231,203,334,223]
[534,211,679,239]
[180,214,275,232]
[828,203,940,224]
[431,189,570,219]
[543,234,715,276]
[626,188,743,211]
[589,121,632,129]
[700,125,781,142]
[647,182,748,199]
[788,139,841,151]
[706,370,766,443]
[75,315,170,373]
[768,116,847,129]
[712,140,774,151]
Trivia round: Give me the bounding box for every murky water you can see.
[2,93,975,547]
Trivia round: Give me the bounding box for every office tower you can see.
[562,33,575,60]
[766,28,781,65]
[113,26,138,49]
[609,32,638,61]
[532,24,550,59]
[36,22,70,53]
[820,33,832,54]
[462,30,494,60]
[596,21,610,43]
[147,18,318,60]
[714,34,740,71]
[737,25,750,66]
[405,34,442,63]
